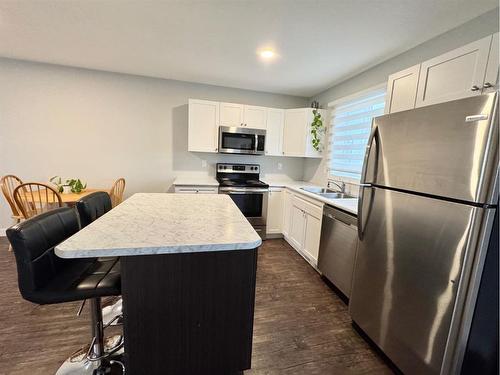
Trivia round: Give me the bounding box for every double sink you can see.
[300,187,354,199]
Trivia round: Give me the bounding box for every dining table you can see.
[58,189,108,204]
[20,188,107,205]
[55,193,262,375]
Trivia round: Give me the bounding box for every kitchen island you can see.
[56,193,262,375]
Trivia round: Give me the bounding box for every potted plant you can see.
[310,108,324,152]
[66,178,87,194]
[50,176,70,194]
[50,176,87,194]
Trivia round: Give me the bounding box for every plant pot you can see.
[63,186,72,194]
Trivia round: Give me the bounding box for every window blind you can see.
[328,87,386,180]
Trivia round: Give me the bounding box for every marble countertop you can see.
[55,193,262,258]
[263,179,358,216]
[170,174,358,216]
[172,176,219,186]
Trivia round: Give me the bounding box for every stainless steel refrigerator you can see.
[349,92,498,375]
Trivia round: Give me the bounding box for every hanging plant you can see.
[310,108,324,151]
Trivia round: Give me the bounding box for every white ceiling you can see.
[0,0,497,97]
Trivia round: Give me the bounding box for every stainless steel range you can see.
[216,163,269,239]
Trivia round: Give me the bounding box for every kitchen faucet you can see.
[330,181,346,193]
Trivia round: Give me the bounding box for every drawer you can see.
[292,194,323,219]
[174,186,218,194]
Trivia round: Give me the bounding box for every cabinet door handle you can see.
[483,82,493,88]
[471,85,480,91]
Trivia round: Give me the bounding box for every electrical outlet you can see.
[277,162,283,171]
[201,160,207,168]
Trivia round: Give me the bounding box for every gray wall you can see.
[0,58,307,230]
[304,8,500,185]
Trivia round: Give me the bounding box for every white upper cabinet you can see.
[220,103,267,128]
[265,108,284,156]
[415,35,492,107]
[483,32,499,93]
[188,99,219,153]
[283,109,306,156]
[243,105,267,129]
[385,64,421,114]
[188,100,325,157]
[220,102,244,127]
[283,108,324,158]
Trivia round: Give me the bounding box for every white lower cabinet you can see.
[303,211,321,264]
[266,188,284,235]
[288,203,305,250]
[284,191,323,267]
[282,190,293,237]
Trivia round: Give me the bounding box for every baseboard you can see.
[265,233,283,239]
[0,228,6,237]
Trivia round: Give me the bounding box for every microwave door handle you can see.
[254,134,258,153]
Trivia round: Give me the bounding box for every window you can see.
[328,85,386,180]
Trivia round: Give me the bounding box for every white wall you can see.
[304,8,500,186]
[0,58,307,230]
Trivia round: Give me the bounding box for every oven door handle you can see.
[219,188,269,194]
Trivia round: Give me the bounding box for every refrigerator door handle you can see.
[360,123,379,184]
[357,185,372,240]
[358,123,378,240]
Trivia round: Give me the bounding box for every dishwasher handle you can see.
[323,206,357,227]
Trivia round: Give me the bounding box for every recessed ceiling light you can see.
[259,49,276,60]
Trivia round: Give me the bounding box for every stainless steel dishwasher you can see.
[318,205,358,298]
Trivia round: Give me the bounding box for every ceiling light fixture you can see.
[259,49,276,60]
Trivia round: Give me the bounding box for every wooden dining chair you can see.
[109,178,126,208]
[13,182,63,219]
[1,175,24,222]
[1,175,24,251]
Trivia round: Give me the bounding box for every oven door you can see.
[219,187,268,227]
[218,126,266,155]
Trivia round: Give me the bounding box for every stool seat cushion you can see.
[39,257,121,304]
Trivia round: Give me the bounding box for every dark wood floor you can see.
[0,237,392,374]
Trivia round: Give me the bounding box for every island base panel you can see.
[121,249,258,375]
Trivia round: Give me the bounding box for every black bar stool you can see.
[76,191,113,228]
[77,191,123,327]
[6,207,123,374]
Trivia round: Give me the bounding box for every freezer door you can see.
[351,187,490,375]
[362,92,498,205]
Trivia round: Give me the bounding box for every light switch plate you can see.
[201,160,207,168]
[277,162,283,170]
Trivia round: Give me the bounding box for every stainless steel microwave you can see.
[218,126,266,155]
